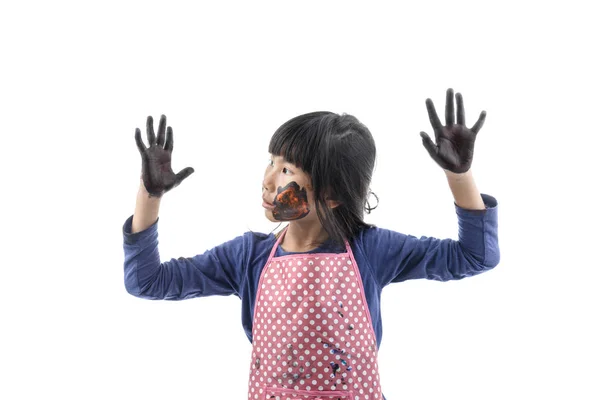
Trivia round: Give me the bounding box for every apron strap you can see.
[268,225,289,259]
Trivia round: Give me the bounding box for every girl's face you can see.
[262,154,316,223]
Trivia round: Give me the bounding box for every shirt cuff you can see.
[454,193,498,217]
[123,215,159,245]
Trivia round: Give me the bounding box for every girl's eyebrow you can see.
[271,155,297,168]
[272,155,290,164]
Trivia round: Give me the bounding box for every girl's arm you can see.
[124,114,239,300]
[365,193,499,286]
[132,179,161,233]
[123,214,246,300]
[363,88,499,284]
[444,169,485,210]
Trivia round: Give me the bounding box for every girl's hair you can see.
[269,111,378,247]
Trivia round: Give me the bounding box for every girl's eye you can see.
[267,158,293,174]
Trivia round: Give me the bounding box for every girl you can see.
[123,88,500,400]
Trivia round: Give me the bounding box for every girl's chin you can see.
[264,210,311,223]
[265,210,286,223]
[264,210,277,222]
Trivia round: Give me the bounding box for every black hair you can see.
[268,111,378,247]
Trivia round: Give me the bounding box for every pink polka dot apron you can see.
[248,226,383,400]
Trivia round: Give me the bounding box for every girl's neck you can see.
[280,222,330,253]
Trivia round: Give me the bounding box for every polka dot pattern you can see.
[248,251,382,400]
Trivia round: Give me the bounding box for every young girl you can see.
[123,88,500,400]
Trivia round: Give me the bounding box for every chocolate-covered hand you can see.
[135,115,194,197]
[419,88,486,173]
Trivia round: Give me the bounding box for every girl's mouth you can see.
[262,200,275,209]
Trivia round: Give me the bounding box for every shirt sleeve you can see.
[365,193,500,287]
[122,215,245,300]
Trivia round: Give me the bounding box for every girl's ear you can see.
[324,188,340,209]
[326,199,341,209]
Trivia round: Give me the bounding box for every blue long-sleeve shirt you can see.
[123,193,499,350]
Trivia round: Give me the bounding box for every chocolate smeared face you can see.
[271,181,310,221]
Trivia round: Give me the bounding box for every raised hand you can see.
[419,88,486,173]
[135,115,194,198]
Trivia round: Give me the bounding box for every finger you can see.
[175,167,195,185]
[445,88,454,126]
[156,114,167,147]
[146,116,156,145]
[425,98,443,137]
[470,110,487,134]
[456,92,465,125]
[135,128,146,154]
[420,132,440,161]
[164,126,174,152]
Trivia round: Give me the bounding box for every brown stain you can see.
[272,181,310,221]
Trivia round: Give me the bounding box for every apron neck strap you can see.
[269,225,351,257]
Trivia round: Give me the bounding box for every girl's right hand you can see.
[135,115,194,197]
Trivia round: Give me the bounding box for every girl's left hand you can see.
[420,88,486,173]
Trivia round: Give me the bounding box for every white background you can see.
[1,0,598,399]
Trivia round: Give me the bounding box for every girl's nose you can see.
[262,179,273,193]
[263,170,276,192]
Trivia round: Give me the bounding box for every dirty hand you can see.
[135,115,194,197]
[420,88,486,173]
